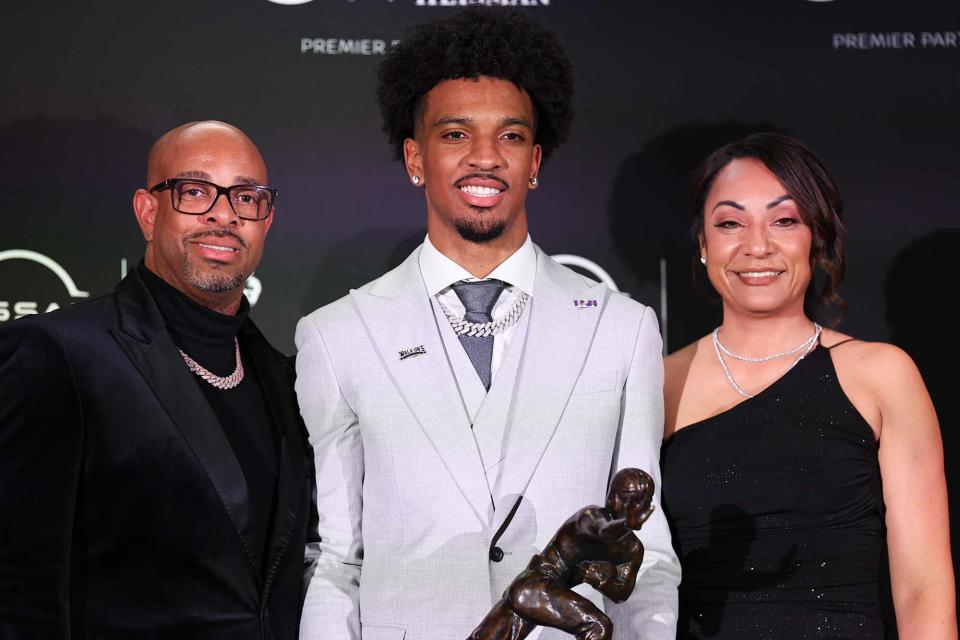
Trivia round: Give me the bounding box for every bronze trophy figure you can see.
[468,468,655,640]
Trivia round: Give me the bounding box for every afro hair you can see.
[376,6,574,163]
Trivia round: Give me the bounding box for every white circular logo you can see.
[267,0,315,4]
[0,249,90,321]
[551,254,619,292]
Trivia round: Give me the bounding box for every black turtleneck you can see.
[138,263,278,581]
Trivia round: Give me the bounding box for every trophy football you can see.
[468,468,654,640]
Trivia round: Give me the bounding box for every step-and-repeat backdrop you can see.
[2,0,958,588]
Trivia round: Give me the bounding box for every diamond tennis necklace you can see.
[714,323,822,363]
[712,324,822,399]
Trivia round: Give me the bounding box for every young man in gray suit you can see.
[295,8,679,639]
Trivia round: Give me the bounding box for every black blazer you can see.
[0,270,317,639]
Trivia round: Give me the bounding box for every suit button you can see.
[489,546,504,562]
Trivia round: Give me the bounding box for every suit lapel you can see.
[351,248,494,529]
[239,321,306,588]
[491,249,608,533]
[109,271,257,574]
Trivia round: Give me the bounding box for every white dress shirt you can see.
[419,234,536,382]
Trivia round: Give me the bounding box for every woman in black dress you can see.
[660,133,955,639]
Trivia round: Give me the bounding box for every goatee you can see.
[455,216,506,244]
[183,258,246,294]
[187,269,246,293]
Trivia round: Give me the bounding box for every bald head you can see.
[146,121,267,187]
[134,120,275,315]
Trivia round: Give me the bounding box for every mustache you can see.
[184,229,247,249]
[453,173,509,190]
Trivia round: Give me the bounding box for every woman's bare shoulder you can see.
[824,329,915,368]
[665,339,699,365]
[664,336,711,395]
[665,337,707,377]
[822,329,922,395]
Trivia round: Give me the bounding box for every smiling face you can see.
[134,122,273,314]
[700,158,813,319]
[404,77,542,253]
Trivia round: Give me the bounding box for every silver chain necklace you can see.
[712,324,821,399]
[714,323,822,362]
[179,338,245,390]
[438,291,530,337]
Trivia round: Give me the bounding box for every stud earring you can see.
[529,176,538,187]
[411,176,421,186]
[700,256,707,265]
[145,232,153,241]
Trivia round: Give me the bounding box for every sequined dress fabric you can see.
[661,345,887,639]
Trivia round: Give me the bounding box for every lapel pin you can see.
[573,299,598,309]
[399,345,427,361]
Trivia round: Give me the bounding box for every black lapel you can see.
[238,320,306,588]
[108,270,258,575]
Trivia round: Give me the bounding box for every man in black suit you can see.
[0,121,316,639]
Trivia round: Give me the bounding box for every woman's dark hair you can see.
[375,6,574,163]
[689,132,847,325]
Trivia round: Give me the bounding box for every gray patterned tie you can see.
[450,280,506,390]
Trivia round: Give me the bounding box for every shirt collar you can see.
[420,234,537,297]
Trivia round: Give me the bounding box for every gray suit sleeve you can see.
[295,314,363,640]
[606,306,681,639]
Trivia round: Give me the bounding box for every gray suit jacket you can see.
[295,244,679,640]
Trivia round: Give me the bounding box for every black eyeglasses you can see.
[149,178,278,221]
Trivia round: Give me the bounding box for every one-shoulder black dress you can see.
[661,344,892,639]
